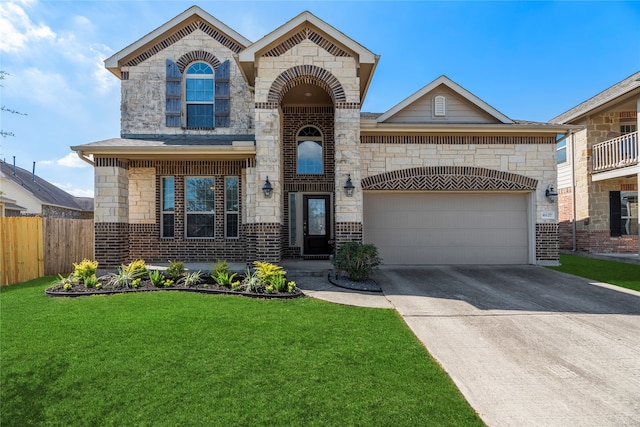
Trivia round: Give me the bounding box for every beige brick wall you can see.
[120,30,254,135]
[95,166,128,223]
[129,167,156,224]
[360,142,558,222]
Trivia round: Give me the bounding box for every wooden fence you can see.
[1,217,94,286]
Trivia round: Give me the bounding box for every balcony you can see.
[592,131,638,177]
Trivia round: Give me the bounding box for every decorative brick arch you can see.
[361,166,538,191]
[176,50,221,72]
[267,65,346,105]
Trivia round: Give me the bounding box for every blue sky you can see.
[1,0,639,198]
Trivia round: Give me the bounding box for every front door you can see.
[303,195,332,255]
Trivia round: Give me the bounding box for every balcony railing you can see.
[592,131,638,172]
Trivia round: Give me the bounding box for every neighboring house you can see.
[552,71,639,254]
[0,160,93,219]
[0,195,26,217]
[72,6,571,268]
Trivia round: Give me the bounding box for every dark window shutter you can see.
[215,60,230,128]
[610,191,622,237]
[166,59,182,127]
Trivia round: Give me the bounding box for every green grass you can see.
[548,254,640,292]
[1,277,483,427]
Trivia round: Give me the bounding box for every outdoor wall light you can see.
[262,177,273,198]
[545,185,558,203]
[344,174,355,197]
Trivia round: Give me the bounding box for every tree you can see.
[1,71,27,138]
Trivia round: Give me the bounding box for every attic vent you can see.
[434,95,446,116]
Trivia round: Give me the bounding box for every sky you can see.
[1,0,639,198]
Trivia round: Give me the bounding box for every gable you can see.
[105,6,251,78]
[383,84,501,124]
[377,75,513,124]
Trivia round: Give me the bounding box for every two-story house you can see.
[552,71,639,254]
[72,6,571,268]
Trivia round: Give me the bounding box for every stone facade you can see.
[85,7,567,267]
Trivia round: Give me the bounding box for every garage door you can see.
[363,192,530,264]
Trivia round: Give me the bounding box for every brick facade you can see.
[535,223,559,262]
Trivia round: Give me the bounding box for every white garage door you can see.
[363,192,530,265]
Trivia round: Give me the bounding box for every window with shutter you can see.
[185,62,214,128]
[165,59,182,127]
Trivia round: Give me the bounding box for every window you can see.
[620,124,637,135]
[161,177,175,238]
[289,193,298,246]
[185,177,215,238]
[297,126,323,174]
[185,62,214,128]
[610,191,638,236]
[225,177,239,238]
[557,139,567,164]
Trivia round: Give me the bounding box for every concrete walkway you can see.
[291,263,640,427]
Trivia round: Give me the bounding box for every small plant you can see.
[230,280,242,291]
[131,278,142,288]
[287,281,297,293]
[163,279,174,288]
[333,242,381,282]
[53,273,76,289]
[265,284,275,294]
[124,259,148,277]
[166,260,185,281]
[212,270,237,287]
[253,261,286,287]
[148,270,165,287]
[63,282,72,291]
[181,271,203,287]
[84,275,98,288]
[72,259,99,283]
[212,259,229,276]
[240,268,260,292]
[271,274,287,292]
[95,283,103,290]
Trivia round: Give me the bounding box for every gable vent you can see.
[434,95,446,116]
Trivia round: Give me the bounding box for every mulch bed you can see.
[45,274,304,299]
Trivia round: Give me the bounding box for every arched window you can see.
[185,62,214,128]
[297,126,323,174]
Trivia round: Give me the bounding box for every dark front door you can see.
[303,195,332,255]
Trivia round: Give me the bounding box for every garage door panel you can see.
[363,193,530,265]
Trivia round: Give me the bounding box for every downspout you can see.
[570,132,577,252]
[74,150,94,167]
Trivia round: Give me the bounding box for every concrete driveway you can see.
[375,265,640,427]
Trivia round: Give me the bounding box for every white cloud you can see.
[56,152,89,168]
[52,182,94,198]
[0,0,56,53]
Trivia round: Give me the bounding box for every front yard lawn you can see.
[1,277,483,426]
[548,254,640,292]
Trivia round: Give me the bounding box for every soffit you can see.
[104,6,251,79]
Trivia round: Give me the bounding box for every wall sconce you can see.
[344,174,355,197]
[262,177,273,198]
[545,185,558,203]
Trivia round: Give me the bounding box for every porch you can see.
[592,131,639,180]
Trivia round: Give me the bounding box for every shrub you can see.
[212,259,229,276]
[148,270,165,287]
[72,259,99,283]
[107,267,138,288]
[124,259,148,276]
[53,273,76,288]
[166,260,185,281]
[271,274,287,292]
[240,268,260,292]
[253,261,286,287]
[212,270,237,287]
[333,242,381,281]
[287,281,297,293]
[84,275,98,288]
[180,271,203,287]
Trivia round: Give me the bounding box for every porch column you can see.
[252,106,282,263]
[334,107,363,248]
[637,97,640,256]
[94,158,129,268]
